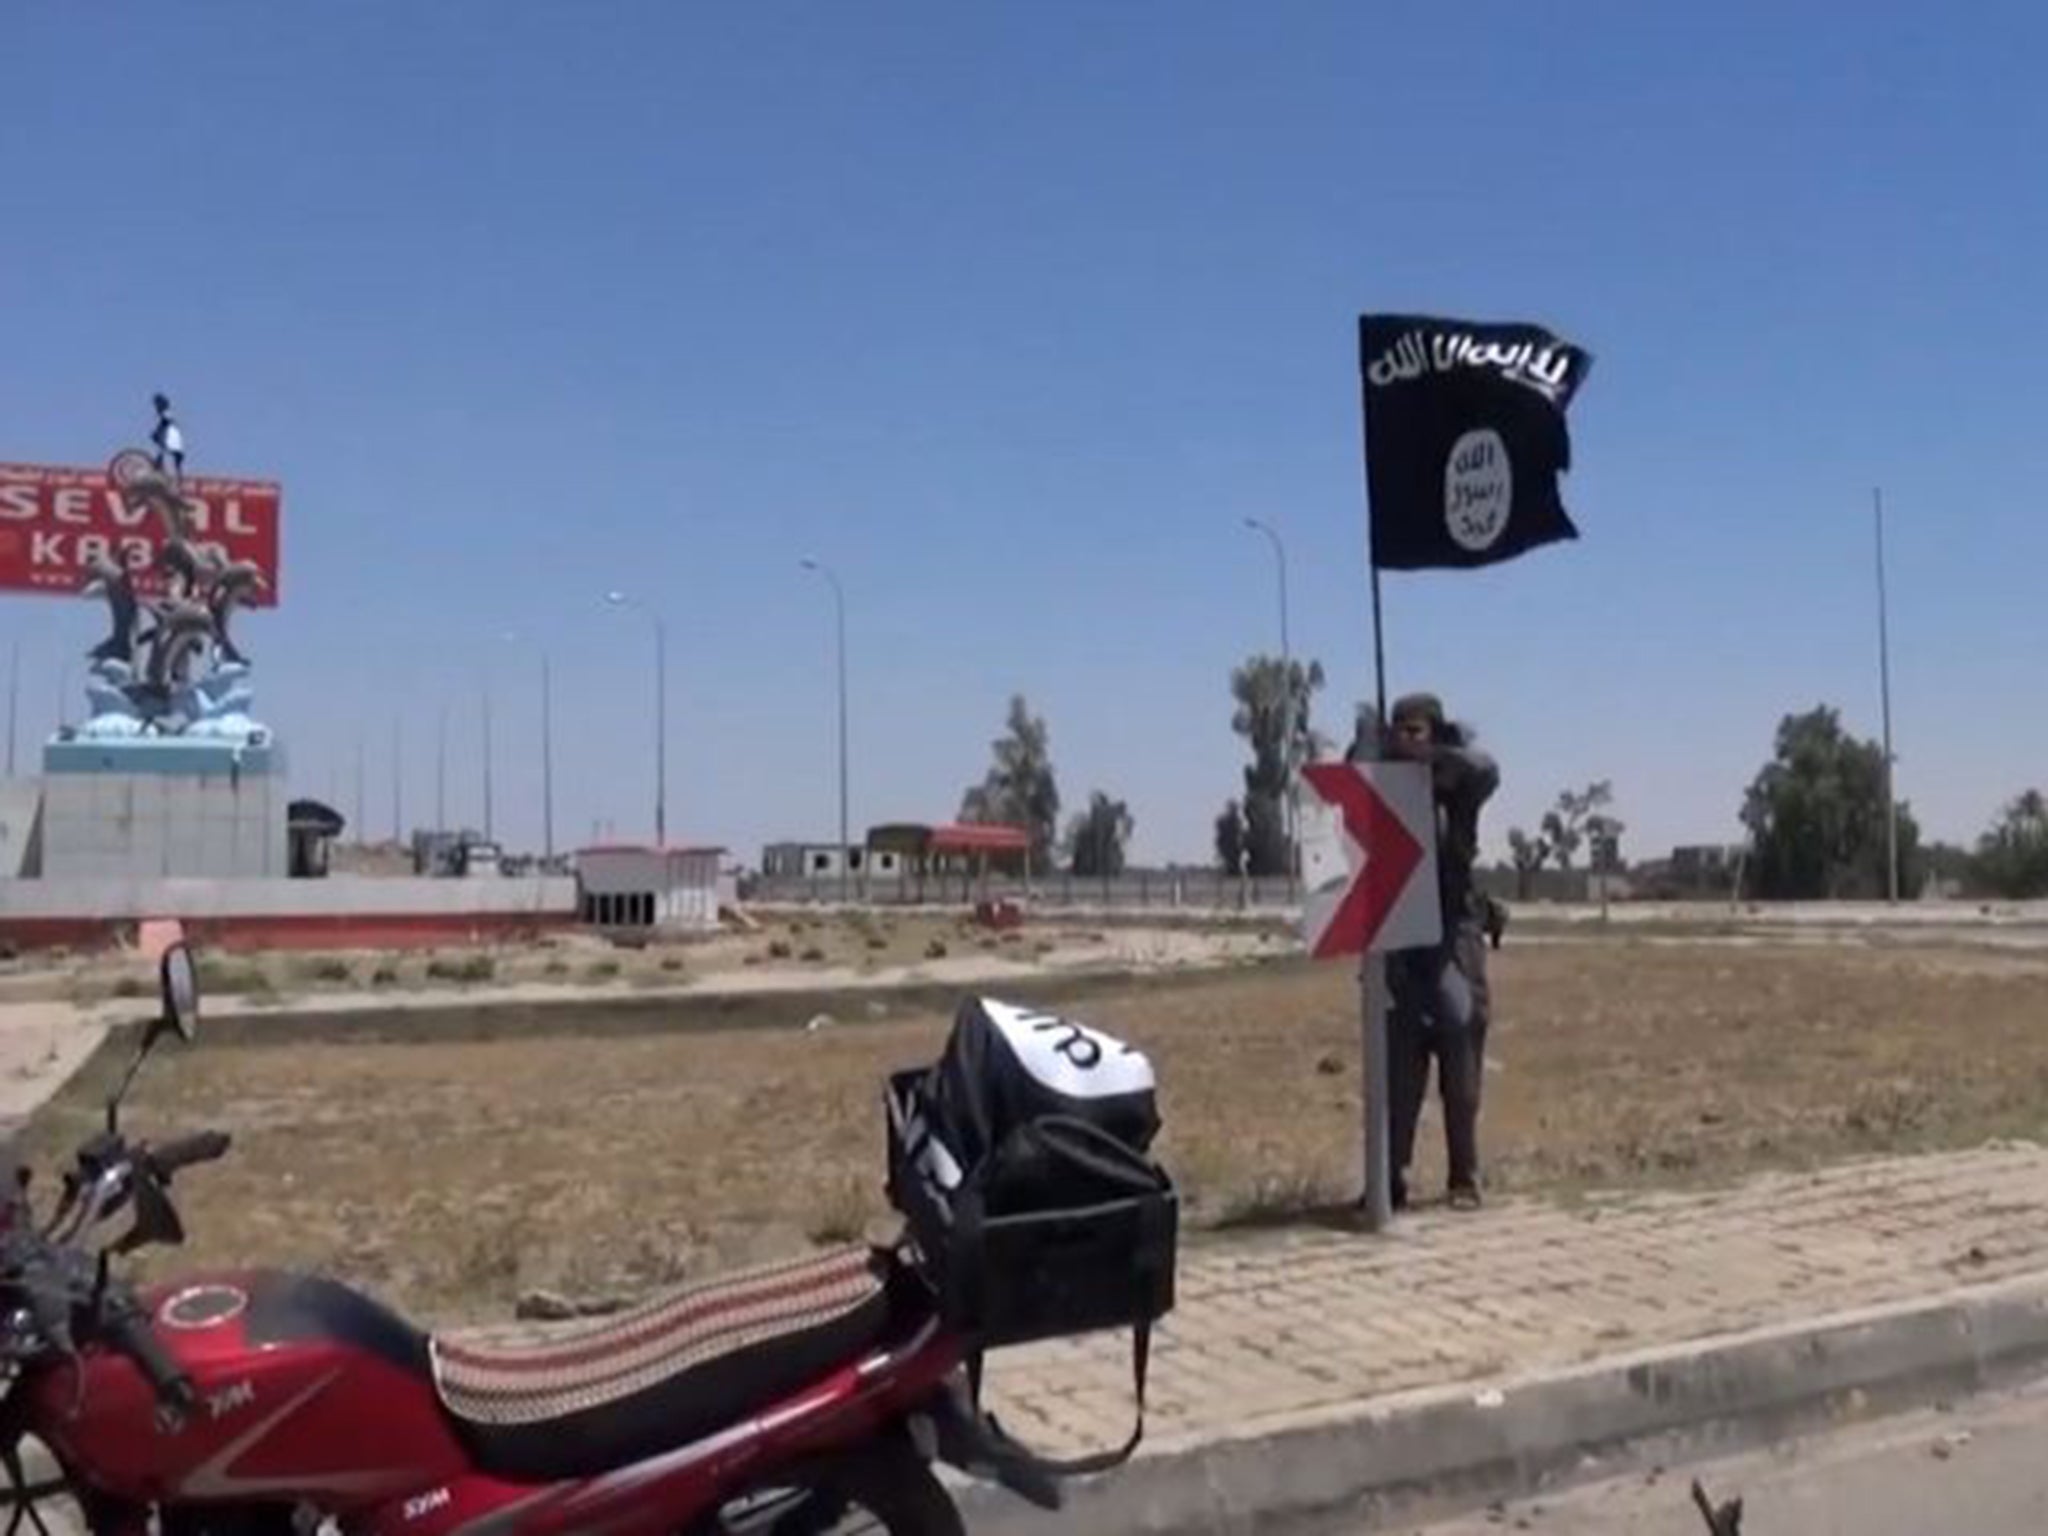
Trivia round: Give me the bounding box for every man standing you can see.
[1381,692,1499,1211]
[150,393,185,483]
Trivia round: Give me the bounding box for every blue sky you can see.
[4,3,2044,865]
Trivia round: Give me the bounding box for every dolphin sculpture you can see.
[80,553,143,668]
[157,537,227,601]
[145,597,218,691]
[206,561,267,666]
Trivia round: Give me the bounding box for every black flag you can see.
[1360,314,1592,571]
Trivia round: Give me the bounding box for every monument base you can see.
[41,735,288,880]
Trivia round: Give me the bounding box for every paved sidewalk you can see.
[981,1145,2048,1459]
[0,1002,107,1140]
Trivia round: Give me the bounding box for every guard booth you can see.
[287,800,345,879]
[575,845,726,935]
[864,822,1030,903]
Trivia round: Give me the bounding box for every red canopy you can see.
[929,823,1029,855]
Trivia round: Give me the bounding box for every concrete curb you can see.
[957,1269,2048,1534]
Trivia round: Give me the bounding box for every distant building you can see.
[760,842,904,881]
[1633,843,1747,899]
[576,844,727,932]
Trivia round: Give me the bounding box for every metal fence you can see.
[742,869,1300,912]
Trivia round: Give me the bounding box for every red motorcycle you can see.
[0,950,1175,1536]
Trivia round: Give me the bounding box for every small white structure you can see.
[575,844,726,933]
[759,842,902,881]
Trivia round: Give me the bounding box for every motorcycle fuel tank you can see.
[31,1270,468,1508]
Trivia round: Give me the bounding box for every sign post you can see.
[1300,755,1440,1232]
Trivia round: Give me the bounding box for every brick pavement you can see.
[979,1145,2048,1458]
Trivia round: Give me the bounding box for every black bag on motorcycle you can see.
[885,997,1177,1472]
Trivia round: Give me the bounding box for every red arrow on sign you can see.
[1301,762,1428,959]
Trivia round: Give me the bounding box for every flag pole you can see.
[1369,563,1389,727]
[1874,488,1899,903]
[1357,322,1394,1232]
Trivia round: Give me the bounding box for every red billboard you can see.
[0,463,282,607]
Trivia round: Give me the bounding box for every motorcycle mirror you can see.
[159,945,199,1044]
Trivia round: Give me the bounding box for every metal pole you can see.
[1369,563,1389,728]
[1875,488,1899,904]
[540,652,555,862]
[482,683,495,842]
[391,718,403,845]
[655,617,668,847]
[1352,727,1394,1231]
[606,593,667,847]
[803,560,852,904]
[435,704,448,833]
[354,734,366,846]
[6,639,17,777]
[834,582,849,904]
[1362,949,1393,1231]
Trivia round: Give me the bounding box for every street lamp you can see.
[800,559,852,904]
[1243,517,1299,892]
[435,702,449,833]
[605,590,667,846]
[481,680,495,844]
[503,631,555,863]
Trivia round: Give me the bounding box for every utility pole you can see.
[540,652,554,861]
[801,560,853,903]
[435,703,448,833]
[6,640,18,777]
[1874,489,1900,904]
[481,682,495,843]
[605,593,667,846]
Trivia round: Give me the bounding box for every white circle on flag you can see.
[1444,428,1513,552]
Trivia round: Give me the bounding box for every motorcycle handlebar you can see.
[102,1301,193,1413]
[145,1131,231,1180]
[15,1258,75,1357]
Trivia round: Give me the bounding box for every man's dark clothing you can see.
[1385,740,1499,1204]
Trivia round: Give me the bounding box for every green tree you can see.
[1227,654,1325,879]
[1740,706,1922,900]
[1540,781,1617,872]
[1066,791,1135,878]
[1213,799,1248,876]
[1974,789,2048,898]
[959,694,1061,870]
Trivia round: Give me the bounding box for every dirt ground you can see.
[24,935,2048,1325]
[10,911,1284,1011]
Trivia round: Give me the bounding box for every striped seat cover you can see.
[432,1246,887,1428]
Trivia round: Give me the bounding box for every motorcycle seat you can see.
[430,1245,893,1483]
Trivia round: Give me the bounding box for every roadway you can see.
[1398,1375,2048,1536]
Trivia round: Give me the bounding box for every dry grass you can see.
[29,937,2048,1324]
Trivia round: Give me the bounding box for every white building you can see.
[759,842,903,881]
[575,845,728,933]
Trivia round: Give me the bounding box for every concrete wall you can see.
[0,875,577,920]
[40,768,288,880]
[0,779,42,879]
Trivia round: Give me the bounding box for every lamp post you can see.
[504,632,555,863]
[481,681,495,844]
[435,703,448,833]
[605,591,667,846]
[800,559,852,904]
[1243,517,1298,893]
